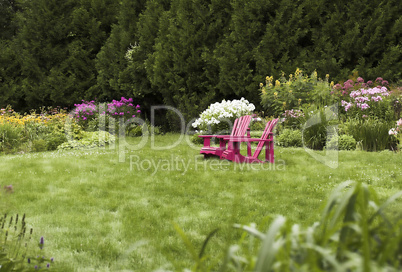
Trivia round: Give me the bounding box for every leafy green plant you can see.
[57,131,115,150]
[276,129,302,147]
[326,134,357,151]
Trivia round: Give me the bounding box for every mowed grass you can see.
[1,134,402,271]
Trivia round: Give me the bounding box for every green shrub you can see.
[327,134,357,150]
[31,139,48,152]
[190,133,204,145]
[276,129,302,147]
[57,131,115,150]
[45,132,67,151]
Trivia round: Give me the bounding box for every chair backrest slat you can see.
[232,115,251,136]
[252,118,279,159]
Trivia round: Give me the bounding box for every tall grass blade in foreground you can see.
[183,181,402,271]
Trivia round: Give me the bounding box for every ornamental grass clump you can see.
[192,98,255,134]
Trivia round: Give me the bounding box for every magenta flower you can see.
[137,110,141,113]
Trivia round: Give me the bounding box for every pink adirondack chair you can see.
[220,118,279,163]
[199,115,252,158]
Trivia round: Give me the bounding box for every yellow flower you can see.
[261,88,267,95]
[289,74,293,80]
[298,98,302,104]
[330,81,334,87]
[312,70,317,79]
[289,90,293,94]
[268,83,273,88]
[275,80,281,87]
[295,68,302,77]
[259,83,264,88]
[326,74,330,79]
[274,92,278,96]
[266,76,273,83]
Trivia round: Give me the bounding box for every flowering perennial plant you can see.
[341,86,390,111]
[73,97,141,131]
[260,68,334,117]
[332,76,389,99]
[192,98,255,134]
[74,98,140,121]
[103,97,141,119]
[283,109,304,119]
[389,118,402,136]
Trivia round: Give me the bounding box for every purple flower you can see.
[83,117,87,120]
[375,77,383,82]
[51,257,54,262]
[119,112,124,115]
[137,110,141,113]
[40,236,44,249]
[35,265,38,269]
[47,263,50,268]
[136,105,140,109]
[367,80,373,86]
[132,115,136,118]
[356,77,364,83]
[28,258,31,263]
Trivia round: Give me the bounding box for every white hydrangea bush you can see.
[192,97,255,134]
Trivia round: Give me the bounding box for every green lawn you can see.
[1,134,402,271]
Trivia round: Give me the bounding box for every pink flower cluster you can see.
[332,77,389,97]
[74,100,97,121]
[74,97,141,123]
[283,109,304,119]
[341,86,390,112]
[103,97,141,118]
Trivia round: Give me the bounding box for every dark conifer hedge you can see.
[0,0,400,129]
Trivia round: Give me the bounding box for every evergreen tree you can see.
[216,0,273,108]
[94,0,147,101]
[148,0,231,129]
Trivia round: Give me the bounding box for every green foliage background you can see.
[0,0,401,129]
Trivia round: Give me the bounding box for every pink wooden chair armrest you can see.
[198,135,220,138]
